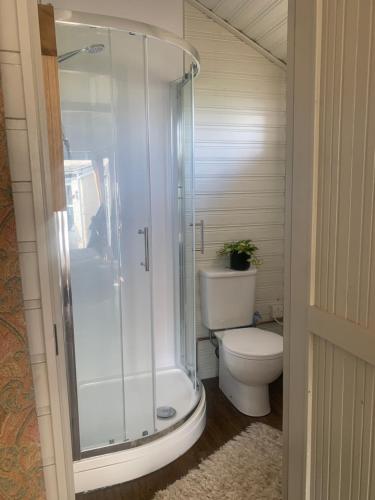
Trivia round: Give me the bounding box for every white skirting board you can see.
[197,338,218,380]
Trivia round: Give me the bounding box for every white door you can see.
[286,0,375,498]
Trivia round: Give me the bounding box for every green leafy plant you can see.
[217,240,262,268]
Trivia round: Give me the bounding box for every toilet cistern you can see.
[200,267,283,416]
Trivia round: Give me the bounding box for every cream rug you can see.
[154,423,282,500]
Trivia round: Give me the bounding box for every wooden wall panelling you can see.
[38,4,65,212]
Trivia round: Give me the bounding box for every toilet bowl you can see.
[217,328,283,416]
[199,267,283,416]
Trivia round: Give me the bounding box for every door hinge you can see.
[53,324,59,356]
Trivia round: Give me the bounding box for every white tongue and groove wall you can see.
[184,4,287,379]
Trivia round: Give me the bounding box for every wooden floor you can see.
[77,376,282,500]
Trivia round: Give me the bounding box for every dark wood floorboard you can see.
[76,376,282,500]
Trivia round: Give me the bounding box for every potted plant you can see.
[217,240,262,271]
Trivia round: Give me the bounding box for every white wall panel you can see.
[25,308,46,361]
[185,36,262,58]
[200,57,284,77]
[308,0,375,497]
[195,159,286,176]
[196,129,286,146]
[197,339,218,379]
[196,0,288,62]
[5,129,31,181]
[12,191,36,242]
[195,93,286,112]
[310,335,375,500]
[0,63,26,118]
[0,0,19,51]
[195,75,286,96]
[314,0,375,329]
[195,193,284,210]
[38,414,56,467]
[196,176,285,193]
[32,362,51,416]
[186,3,286,337]
[43,465,59,500]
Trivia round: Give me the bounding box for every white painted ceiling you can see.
[194,0,288,63]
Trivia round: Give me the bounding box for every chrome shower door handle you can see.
[199,219,205,254]
[188,220,205,254]
[138,227,150,271]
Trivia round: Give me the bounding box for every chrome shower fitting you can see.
[57,43,105,64]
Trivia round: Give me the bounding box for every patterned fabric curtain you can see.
[0,71,45,498]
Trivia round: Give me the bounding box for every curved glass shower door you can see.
[57,24,155,454]
[173,70,197,389]
[55,13,201,461]
[57,24,126,453]
[111,30,156,444]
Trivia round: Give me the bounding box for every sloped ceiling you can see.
[193,0,288,63]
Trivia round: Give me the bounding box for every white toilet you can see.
[200,267,283,416]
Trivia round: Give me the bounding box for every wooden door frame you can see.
[18,1,75,498]
[283,0,321,498]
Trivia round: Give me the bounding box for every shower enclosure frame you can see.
[54,8,204,467]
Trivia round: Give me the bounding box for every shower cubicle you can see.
[54,10,205,489]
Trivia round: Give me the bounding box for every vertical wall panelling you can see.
[310,336,375,500]
[184,4,286,378]
[308,0,375,496]
[315,0,375,328]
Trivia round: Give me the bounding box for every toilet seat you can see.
[222,327,283,360]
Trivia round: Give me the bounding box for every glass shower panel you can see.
[147,38,184,373]
[110,31,156,441]
[178,65,197,389]
[56,24,125,451]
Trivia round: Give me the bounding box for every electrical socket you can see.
[271,303,284,319]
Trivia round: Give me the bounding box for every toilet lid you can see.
[222,327,283,360]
